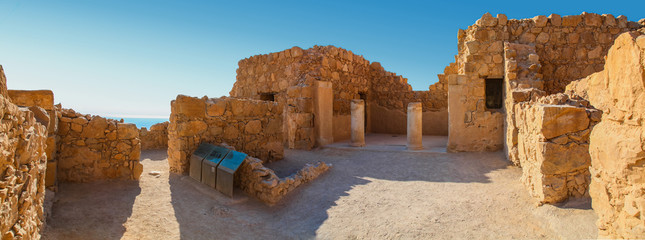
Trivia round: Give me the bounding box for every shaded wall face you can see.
[167,95,283,174]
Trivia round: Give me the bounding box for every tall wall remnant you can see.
[0,66,48,239]
[168,95,283,174]
[449,12,640,152]
[230,45,448,150]
[7,90,59,189]
[567,31,645,239]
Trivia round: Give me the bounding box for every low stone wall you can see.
[514,94,598,204]
[140,121,169,150]
[0,92,48,238]
[236,156,330,205]
[567,31,645,238]
[57,109,143,182]
[168,95,283,174]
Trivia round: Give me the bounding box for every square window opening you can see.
[485,78,503,109]
[260,93,276,102]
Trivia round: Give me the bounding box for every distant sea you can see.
[107,117,169,129]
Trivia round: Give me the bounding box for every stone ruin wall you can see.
[566,31,645,239]
[448,12,641,152]
[235,153,330,205]
[501,42,599,204]
[231,45,448,149]
[0,69,48,239]
[140,121,169,150]
[168,95,283,174]
[56,108,143,182]
[514,94,599,204]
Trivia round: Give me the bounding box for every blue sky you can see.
[1,0,642,117]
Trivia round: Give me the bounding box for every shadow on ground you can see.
[42,180,141,240]
[169,140,514,239]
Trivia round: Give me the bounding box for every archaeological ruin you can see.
[0,11,644,239]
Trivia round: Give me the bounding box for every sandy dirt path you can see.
[42,146,597,239]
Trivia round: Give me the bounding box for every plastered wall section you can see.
[167,95,283,174]
[56,109,143,182]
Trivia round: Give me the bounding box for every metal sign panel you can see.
[216,150,248,197]
[200,146,231,188]
[189,143,217,182]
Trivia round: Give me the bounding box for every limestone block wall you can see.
[449,12,641,152]
[0,74,48,239]
[56,109,143,182]
[231,45,448,149]
[7,90,59,189]
[514,94,599,204]
[503,43,547,165]
[566,31,645,239]
[447,74,504,152]
[236,156,330,205]
[167,95,283,174]
[140,121,169,150]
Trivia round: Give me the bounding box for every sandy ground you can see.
[41,135,597,240]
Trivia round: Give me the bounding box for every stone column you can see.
[314,81,334,146]
[350,99,365,147]
[407,102,423,150]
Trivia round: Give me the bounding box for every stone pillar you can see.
[407,102,423,150]
[314,81,333,146]
[350,99,365,147]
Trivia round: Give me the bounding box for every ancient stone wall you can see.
[167,95,283,174]
[7,90,59,189]
[231,45,449,149]
[449,12,641,152]
[0,66,7,97]
[236,156,330,205]
[514,94,599,204]
[56,109,143,182]
[0,72,48,239]
[140,122,169,150]
[566,31,645,239]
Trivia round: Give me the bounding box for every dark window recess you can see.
[485,79,503,109]
[260,93,276,102]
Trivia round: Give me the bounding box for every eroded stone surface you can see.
[567,31,645,239]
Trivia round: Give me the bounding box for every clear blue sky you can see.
[0,0,641,118]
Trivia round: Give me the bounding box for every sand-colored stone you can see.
[567,31,645,239]
[0,81,47,239]
[57,108,142,182]
[168,95,283,174]
[140,122,169,150]
[8,89,54,111]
